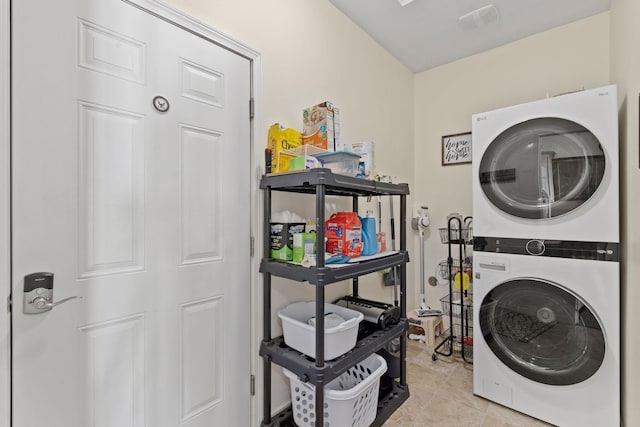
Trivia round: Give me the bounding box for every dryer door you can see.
[479,278,605,385]
[478,118,605,219]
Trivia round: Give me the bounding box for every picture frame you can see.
[442,132,472,165]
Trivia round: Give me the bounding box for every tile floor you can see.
[384,338,555,427]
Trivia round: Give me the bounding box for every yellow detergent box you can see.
[268,123,302,173]
[302,101,340,151]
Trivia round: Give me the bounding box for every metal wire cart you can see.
[432,216,473,363]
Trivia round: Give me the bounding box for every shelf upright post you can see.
[448,217,456,355]
[262,185,272,425]
[459,216,471,364]
[399,193,407,386]
[315,182,326,427]
[352,195,360,297]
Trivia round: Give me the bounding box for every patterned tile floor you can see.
[383,338,555,427]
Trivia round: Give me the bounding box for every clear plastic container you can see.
[315,151,361,176]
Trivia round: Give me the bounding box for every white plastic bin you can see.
[284,353,387,427]
[278,302,363,360]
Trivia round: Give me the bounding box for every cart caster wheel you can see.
[432,353,437,361]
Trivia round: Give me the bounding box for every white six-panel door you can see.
[11,1,251,426]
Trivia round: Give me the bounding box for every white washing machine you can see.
[472,85,619,244]
[472,250,619,427]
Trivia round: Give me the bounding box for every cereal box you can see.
[268,124,302,173]
[302,102,340,151]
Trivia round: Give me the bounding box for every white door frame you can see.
[0,0,10,425]
[1,2,263,426]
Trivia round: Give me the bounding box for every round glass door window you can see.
[479,279,605,385]
[479,118,605,219]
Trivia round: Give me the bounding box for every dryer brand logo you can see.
[476,116,487,121]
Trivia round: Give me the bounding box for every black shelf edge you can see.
[261,382,409,427]
[260,406,294,427]
[371,381,410,427]
[260,168,410,196]
[260,320,408,385]
[260,251,409,285]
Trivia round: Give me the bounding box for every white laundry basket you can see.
[278,302,363,360]
[283,353,387,427]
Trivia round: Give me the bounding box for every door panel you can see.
[479,278,605,385]
[78,101,146,277]
[478,117,606,219]
[78,314,146,427]
[12,1,251,426]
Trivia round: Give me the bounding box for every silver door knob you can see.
[31,295,81,310]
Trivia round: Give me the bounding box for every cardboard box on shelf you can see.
[341,141,375,180]
[268,123,302,173]
[292,232,316,263]
[302,101,340,151]
[289,155,322,171]
[270,222,306,260]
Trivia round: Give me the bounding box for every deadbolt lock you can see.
[23,272,81,315]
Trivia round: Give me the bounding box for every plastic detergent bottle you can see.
[360,210,377,256]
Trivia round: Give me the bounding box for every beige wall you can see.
[162,0,415,421]
[611,0,640,425]
[412,13,611,326]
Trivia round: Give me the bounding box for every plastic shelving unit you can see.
[259,168,411,427]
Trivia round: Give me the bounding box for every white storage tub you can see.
[278,302,363,360]
[284,353,387,427]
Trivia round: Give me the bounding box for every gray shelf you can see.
[260,320,408,386]
[259,251,409,285]
[261,382,410,427]
[260,168,410,197]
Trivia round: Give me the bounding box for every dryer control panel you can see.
[473,236,618,262]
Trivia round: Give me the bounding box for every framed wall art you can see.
[442,132,472,165]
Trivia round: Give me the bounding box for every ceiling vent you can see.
[458,4,499,29]
[397,0,416,6]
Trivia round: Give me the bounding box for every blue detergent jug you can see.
[359,210,377,256]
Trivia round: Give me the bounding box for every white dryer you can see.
[472,85,618,244]
[472,249,619,427]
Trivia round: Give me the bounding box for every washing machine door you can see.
[479,117,605,219]
[479,278,605,385]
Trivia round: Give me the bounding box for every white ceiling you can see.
[329,0,610,73]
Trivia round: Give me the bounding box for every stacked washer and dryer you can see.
[471,85,620,426]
